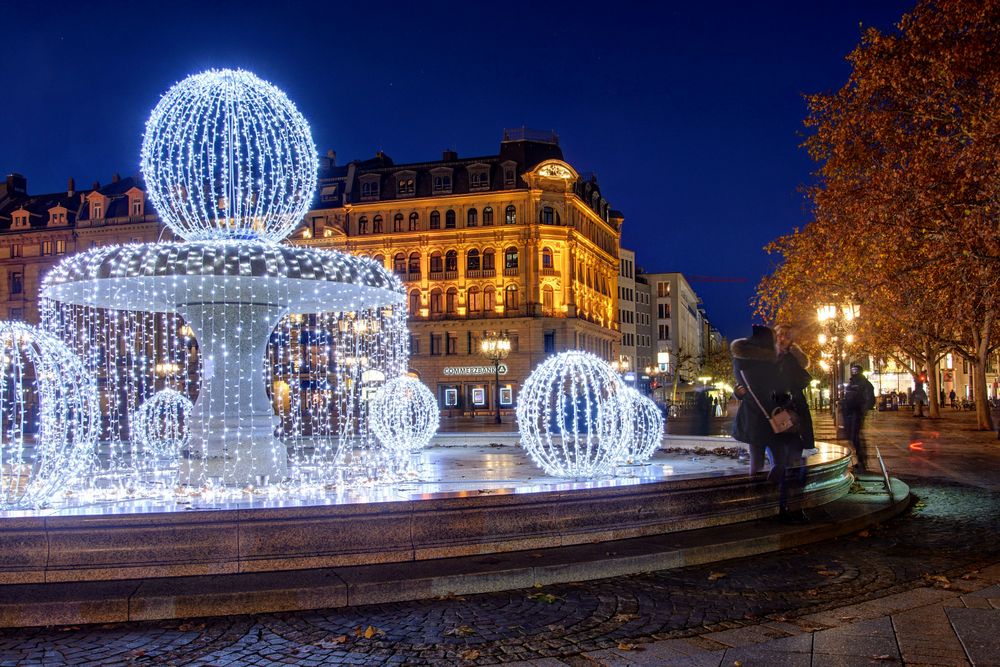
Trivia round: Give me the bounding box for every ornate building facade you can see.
[300,130,623,414]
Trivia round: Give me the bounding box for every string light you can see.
[516,350,633,478]
[140,69,318,243]
[0,322,97,509]
[369,375,439,454]
[132,388,192,464]
[618,387,663,464]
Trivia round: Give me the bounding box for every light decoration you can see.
[369,375,438,454]
[140,69,318,243]
[618,387,664,465]
[39,68,408,491]
[132,388,192,464]
[516,351,633,478]
[0,322,97,509]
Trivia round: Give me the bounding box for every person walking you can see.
[949,388,957,409]
[731,325,803,522]
[841,363,876,471]
[774,324,814,522]
[912,382,928,418]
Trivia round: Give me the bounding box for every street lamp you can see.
[480,331,511,425]
[817,301,861,429]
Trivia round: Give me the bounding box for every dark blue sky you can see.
[1,1,912,340]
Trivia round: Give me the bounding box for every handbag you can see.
[740,370,800,434]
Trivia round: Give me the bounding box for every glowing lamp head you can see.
[140,68,318,243]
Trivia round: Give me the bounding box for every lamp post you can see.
[480,331,511,425]
[817,302,860,430]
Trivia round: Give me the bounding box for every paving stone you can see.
[946,606,1000,666]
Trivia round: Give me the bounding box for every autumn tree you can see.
[759,0,1000,429]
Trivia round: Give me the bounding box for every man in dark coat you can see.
[841,363,876,471]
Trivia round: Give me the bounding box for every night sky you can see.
[0,1,912,340]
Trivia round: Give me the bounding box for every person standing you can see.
[841,364,876,471]
[949,389,957,409]
[774,324,814,522]
[912,382,928,417]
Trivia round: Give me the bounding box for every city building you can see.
[645,272,704,403]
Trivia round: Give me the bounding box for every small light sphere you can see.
[140,69,318,243]
[369,376,439,453]
[516,351,633,478]
[0,322,98,509]
[618,388,664,464]
[132,389,193,463]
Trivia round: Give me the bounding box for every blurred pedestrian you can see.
[912,382,928,418]
[842,364,876,471]
[949,389,957,409]
[774,324,813,522]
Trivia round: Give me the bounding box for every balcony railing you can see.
[541,267,559,276]
[406,272,421,282]
[466,269,481,278]
[481,268,496,278]
[444,270,458,280]
[429,271,444,280]
[503,267,519,277]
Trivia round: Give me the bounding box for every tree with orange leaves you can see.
[759,0,1000,429]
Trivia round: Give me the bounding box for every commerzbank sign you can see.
[443,364,508,376]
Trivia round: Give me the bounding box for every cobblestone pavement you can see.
[0,410,998,666]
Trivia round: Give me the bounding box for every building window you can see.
[483,249,495,271]
[393,253,406,274]
[92,204,102,219]
[469,170,489,190]
[430,211,441,229]
[430,289,443,315]
[409,212,419,231]
[361,180,379,199]
[541,247,553,269]
[658,324,670,340]
[431,334,442,355]
[41,241,53,255]
[358,216,369,234]
[658,303,671,319]
[505,285,518,310]
[372,215,383,233]
[10,245,22,258]
[504,205,517,225]
[446,288,457,315]
[409,290,421,315]
[373,254,385,267]
[467,249,480,271]
[541,207,555,225]
[445,250,458,273]
[468,287,481,312]
[467,208,477,227]
[8,307,24,321]
[433,174,452,193]
[504,247,518,269]
[393,213,403,232]
[484,286,495,311]
[445,210,456,229]
[544,331,556,354]
[397,176,415,196]
[408,252,421,275]
[542,285,554,311]
[320,184,338,202]
[482,206,494,225]
[410,334,420,354]
[657,282,670,297]
[504,168,515,186]
[55,240,66,254]
[446,333,458,355]
[430,253,443,274]
[9,272,23,295]
[132,199,142,216]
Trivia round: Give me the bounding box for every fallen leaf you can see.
[857,529,871,538]
[617,641,638,651]
[817,570,839,577]
[612,613,639,623]
[707,571,727,581]
[363,625,382,639]
[733,661,743,667]
[528,592,561,604]
[437,592,466,601]
[459,649,481,661]
[871,654,894,661]
[444,625,476,637]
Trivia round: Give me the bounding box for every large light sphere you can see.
[0,322,98,509]
[618,388,664,464]
[516,351,633,478]
[140,68,318,243]
[369,376,439,453]
[132,389,193,464]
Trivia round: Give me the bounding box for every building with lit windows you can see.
[646,272,704,402]
[298,129,623,414]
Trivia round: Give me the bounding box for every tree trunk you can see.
[925,340,941,418]
[972,317,995,431]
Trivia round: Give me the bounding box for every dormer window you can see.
[92,203,103,219]
[395,171,416,197]
[320,184,338,202]
[359,176,380,201]
[12,210,29,229]
[467,164,490,191]
[431,168,453,195]
[132,199,143,216]
[501,161,518,188]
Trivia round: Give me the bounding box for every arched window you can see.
[358,216,369,234]
[409,290,421,314]
[484,285,495,311]
[393,213,403,232]
[541,247,553,269]
[408,252,421,275]
[430,211,441,229]
[467,287,481,312]
[483,249,496,271]
[467,208,478,227]
[393,253,405,274]
[430,288,443,315]
[466,249,480,271]
[504,205,516,225]
[540,207,554,225]
[430,252,443,274]
[372,215,383,233]
[482,206,494,225]
[542,285,554,311]
[505,285,518,310]
[446,287,458,314]
[445,250,458,273]
[445,210,456,228]
[373,254,385,267]
[409,212,419,231]
[504,246,519,269]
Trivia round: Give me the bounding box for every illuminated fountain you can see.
[40,70,407,487]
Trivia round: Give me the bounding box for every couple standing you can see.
[731,325,813,523]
